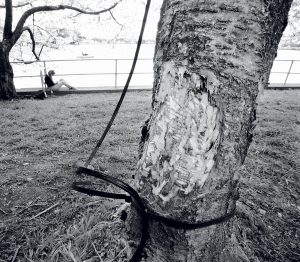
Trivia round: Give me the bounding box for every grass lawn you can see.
[0,90,299,262]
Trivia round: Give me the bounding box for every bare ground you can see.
[0,90,299,262]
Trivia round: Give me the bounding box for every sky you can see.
[0,0,298,44]
[0,0,164,42]
[0,0,298,60]
[1,0,298,88]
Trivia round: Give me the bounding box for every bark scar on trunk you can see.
[138,61,223,203]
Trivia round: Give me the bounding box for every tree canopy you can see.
[0,0,163,61]
[280,0,300,48]
[0,0,124,99]
[0,0,123,61]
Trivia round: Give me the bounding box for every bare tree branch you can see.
[0,2,31,8]
[13,58,36,64]
[3,0,13,38]
[11,1,122,45]
[38,43,45,57]
[22,26,39,60]
[109,10,124,29]
[34,24,56,39]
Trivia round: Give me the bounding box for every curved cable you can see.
[73,167,235,261]
[84,0,152,168]
[73,1,235,261]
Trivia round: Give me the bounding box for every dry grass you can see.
[0,90,299,262]
[236,90,300,262]
[0,91,151,262]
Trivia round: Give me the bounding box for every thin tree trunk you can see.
[0,2,122,100]
[0,43,17,100]
[128,0,293,261]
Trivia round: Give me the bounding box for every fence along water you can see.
[12,58,154,91]
[12,57,300,91]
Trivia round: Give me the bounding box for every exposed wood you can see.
[128,0,293,261]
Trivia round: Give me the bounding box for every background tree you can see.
[128,0,293,261]
[0,0,121,100]
[280,0,300,48]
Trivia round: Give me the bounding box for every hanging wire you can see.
[83,0,152,168]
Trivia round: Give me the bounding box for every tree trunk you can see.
[128,0,292,261]
[0,42,17,100]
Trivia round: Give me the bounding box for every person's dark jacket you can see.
[45,75,55,87]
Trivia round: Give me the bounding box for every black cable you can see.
[72,0,235,260]
[73,167,149,262]
[72,167,235,262]
[148,207,235,230]
[75,1,152,258]
[72,181,131,202]
[76,166,146,213]
[83,0,152,168]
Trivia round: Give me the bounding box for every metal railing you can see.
[269,59,300,87]
[11,57,300,90]
[12,58,154,90]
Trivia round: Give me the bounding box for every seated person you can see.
[44,70,77,91]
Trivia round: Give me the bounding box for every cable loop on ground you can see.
[73,166,235,262]
[72,0,235,261]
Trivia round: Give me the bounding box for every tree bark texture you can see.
[129,0,293,261]
[0,43,17,100]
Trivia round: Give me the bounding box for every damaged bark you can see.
[128,0,293,261]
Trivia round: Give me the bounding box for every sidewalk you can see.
[16,87,152,96]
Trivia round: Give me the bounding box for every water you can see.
[270,49,300,85]
[12,44,300,90]
[13,43,156,90]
